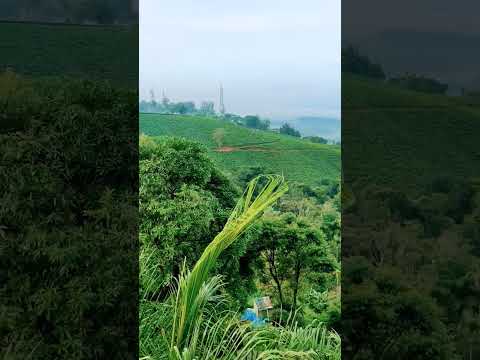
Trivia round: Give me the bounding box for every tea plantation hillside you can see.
[343,73,480,194]
[0,21,137,87]
[140,113,341,186]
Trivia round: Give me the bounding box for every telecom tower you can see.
[219,82,225,116]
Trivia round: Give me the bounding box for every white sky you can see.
[140,0,340,119]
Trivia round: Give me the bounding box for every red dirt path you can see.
[215,145,275,153]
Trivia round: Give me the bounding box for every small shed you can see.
[254,296,273,319]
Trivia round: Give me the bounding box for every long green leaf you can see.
[171,175,288,354]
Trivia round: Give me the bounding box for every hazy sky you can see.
[140,0,340,119]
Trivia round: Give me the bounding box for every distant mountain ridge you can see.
[270,116,341,140]
[345,29,480,92]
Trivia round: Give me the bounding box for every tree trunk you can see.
[267,250,284,307]
[292,261,301,309]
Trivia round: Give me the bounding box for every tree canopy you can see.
[279,123,301,137]
[140,136,261,305]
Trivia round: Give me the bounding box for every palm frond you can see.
[171,175,288,354]
[255,322,341,360]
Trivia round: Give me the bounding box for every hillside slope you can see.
[343,73,480,193]
[270,117,341,140]
[0,21,137,87]
[140,114,340,185]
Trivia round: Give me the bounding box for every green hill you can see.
[343,73,480,193]
[140,113,341,186]
[0,21,137,87]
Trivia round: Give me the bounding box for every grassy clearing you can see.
[139,113,341,186]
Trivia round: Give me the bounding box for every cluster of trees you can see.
[343,177,480,359]
[303,136,341,145]
[235,117,303,138]
[239,173,341,326]
[279,123,301,137]
[278,125,338,144]
[242,115,271,130]
[242,120,337,144]
[304,136,330,144]
[139,149,340,358]
[139,137,340,311]
[139,137,341,333]
[249,210,339,322]
[139,97,216,116]
[215,113,271,129]
[388,74,448,94]
[343,46,450,95]
[342,45,386,79]
[139,136,249,302]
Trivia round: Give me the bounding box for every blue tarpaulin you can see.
[240,308,266,327]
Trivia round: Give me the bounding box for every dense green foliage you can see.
[343,178,480,359]
[167,175,287,357]
[279,123,302,137]
[304,136,329,144]
[341,46,385,79]
[0,22,138,87]
[343,71,480,358]
[343,73,480,194]
[388,74,448,94]
[139,167,341,359]
[0,73,138,358]
[139,126,341,358]
[243,115,271,130]
[139,114,340,185]
[139,136,259,305]
[250,214,338,311]
[140,98,203,115]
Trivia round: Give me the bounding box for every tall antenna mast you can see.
[219,82,225,116]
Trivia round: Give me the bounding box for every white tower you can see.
[219,82,225,116]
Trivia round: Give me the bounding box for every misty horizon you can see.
[140,0,340,120]
[139,85,342,121]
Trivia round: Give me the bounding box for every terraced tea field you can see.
[0,21,138,87]
[343,73,480,194]
[140,113,341,185]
